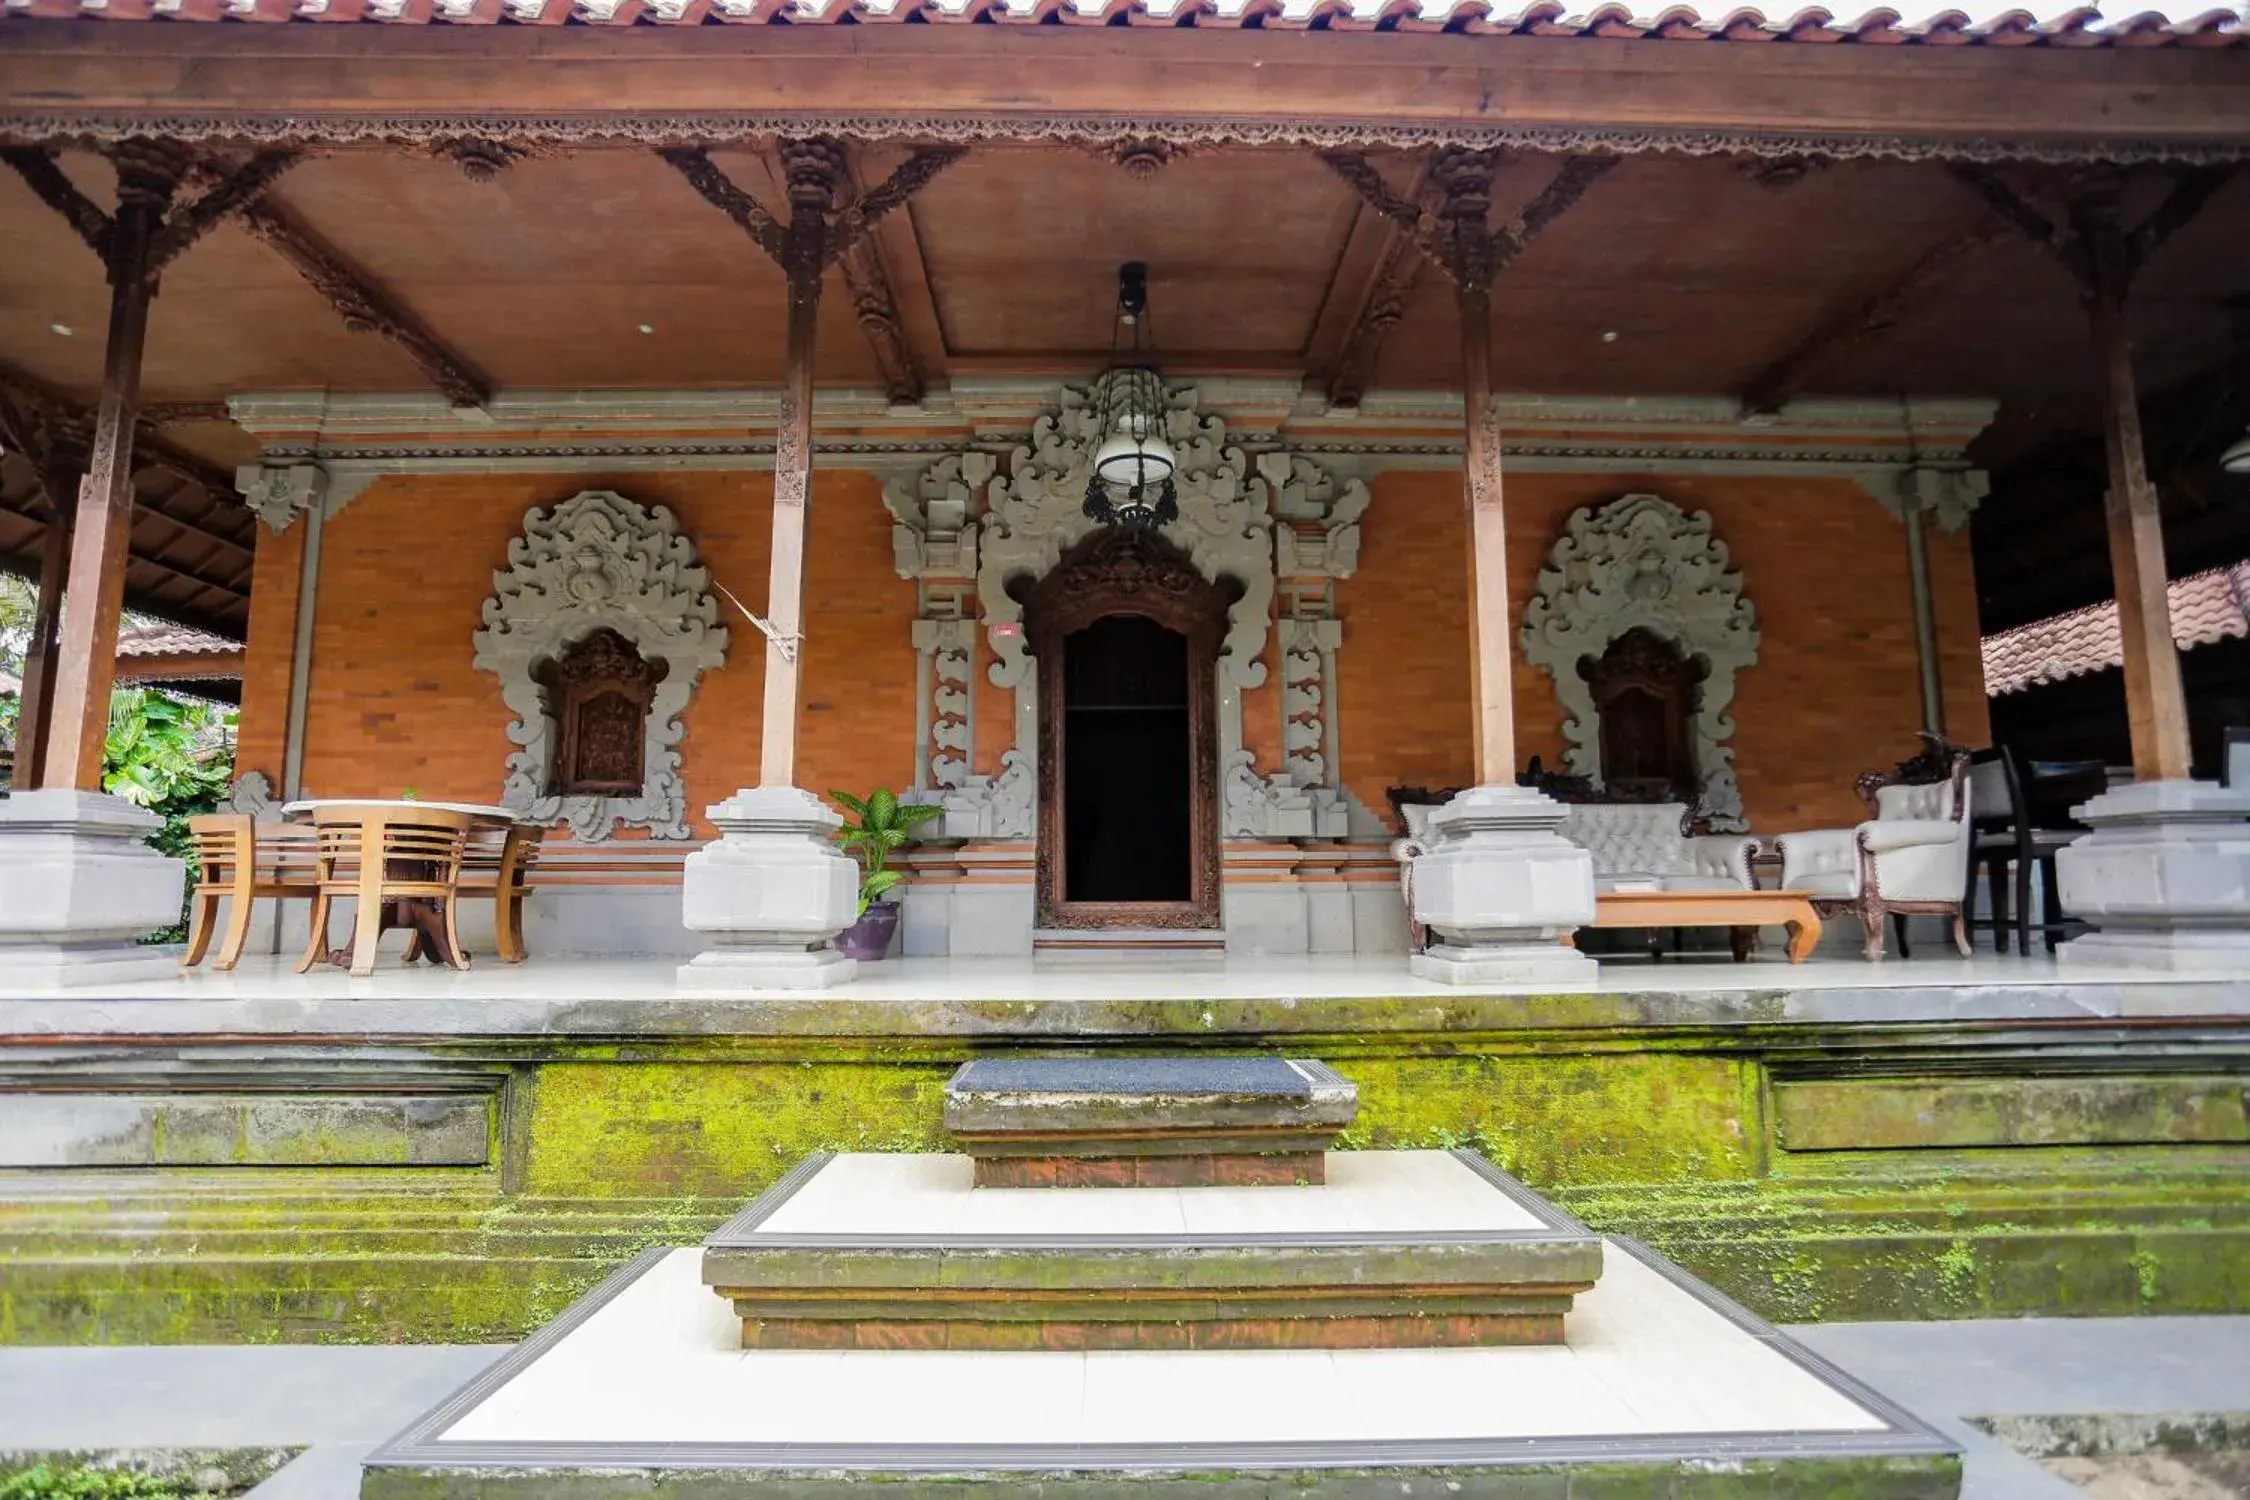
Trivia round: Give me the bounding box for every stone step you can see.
[942,1055,1357,1186]
[699,1148,1603,1351]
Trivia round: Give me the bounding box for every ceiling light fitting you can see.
[1082,261,1179,532]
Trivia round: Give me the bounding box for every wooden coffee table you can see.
[1586,888,1823,964]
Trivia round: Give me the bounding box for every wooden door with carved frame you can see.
[1023,530,1228,932]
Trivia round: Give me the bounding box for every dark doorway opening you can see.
[1062,615,1191,903]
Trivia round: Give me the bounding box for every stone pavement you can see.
[0,1317,2243,1498]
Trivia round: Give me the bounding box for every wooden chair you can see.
[451,822,546,964]
[296,804,475,979]
[182,814,320,971]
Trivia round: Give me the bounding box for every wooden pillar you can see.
[757,140,844,790]
[40,142,176,791]
[13,450,79,788]
[2087,245,2192,783]
[1457,282,1516,788]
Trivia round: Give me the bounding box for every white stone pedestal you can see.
[2056,780,2250,972]
[677,787,860,989]
[1408,786,1598,986]
[0,789,187,988]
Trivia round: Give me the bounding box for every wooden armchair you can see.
[453,822,547,964]
[1773,750,1974,961]
[182,814,319,971]
[297,804,475,978]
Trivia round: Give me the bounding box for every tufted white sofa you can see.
[1393,799,1756,905]
[1553,802,1759,893]
[1772,759,1973,961]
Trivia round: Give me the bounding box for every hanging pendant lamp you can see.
[1082,262,1180,530]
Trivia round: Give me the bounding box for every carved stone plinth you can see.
[2056,780,2250,972]
[1408,786,1599,986]
[677,786,858,989]
[0,790,186,988]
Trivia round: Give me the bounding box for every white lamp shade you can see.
[1093,430,1177,490]
[2224,427,2250,475]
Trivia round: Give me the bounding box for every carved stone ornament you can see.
[234,462,327,534]
[977,381,1276,696]
[227,769,277,818]
[472,490,728,842]
[940,749,1035,840]
[1518,493,1760,832]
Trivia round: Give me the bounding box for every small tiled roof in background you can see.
[115,619,240,662]
[0,0,2241,40]
[1982,559,2250,696]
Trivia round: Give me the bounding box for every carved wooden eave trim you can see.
[7,115,2250,169]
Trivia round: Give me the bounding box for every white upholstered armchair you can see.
[1774,753,1974,961]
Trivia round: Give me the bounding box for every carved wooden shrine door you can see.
[1024,530,1227,932]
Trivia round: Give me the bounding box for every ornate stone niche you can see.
[472,490,728,842]
[1519,494,1758,832]
[535,628,668,798]
[883,381,1367,844]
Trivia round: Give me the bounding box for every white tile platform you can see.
[752,1151,1546,1237]
[430,1243,1888,1450]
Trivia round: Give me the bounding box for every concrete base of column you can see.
[2057,779,2250,973]
[677,786,860,990]
[0,789,186,989]
[1406,785,1599,987]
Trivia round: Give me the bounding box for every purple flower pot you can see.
[834,901,900,962]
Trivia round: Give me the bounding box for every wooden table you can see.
[282,800,518,972]
[1585,888,1823,964]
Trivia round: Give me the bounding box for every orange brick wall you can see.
[1335,470,1991,835]
[253,469,916,838]
[236,464,1987,843]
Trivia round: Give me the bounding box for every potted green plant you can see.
[829,787,943,961]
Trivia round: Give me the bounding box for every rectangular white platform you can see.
[365,1238,1954,1483]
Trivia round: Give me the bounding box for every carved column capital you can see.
[1859,465,1989,533]
[234,461,329,534]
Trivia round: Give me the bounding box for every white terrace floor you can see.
[0,948,2242,1037]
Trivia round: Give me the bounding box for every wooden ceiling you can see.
[2,137,2247,638]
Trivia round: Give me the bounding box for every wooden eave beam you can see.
[233,196,492,409]
[11,26,2245,156]
[837,146,931,407]
[0,363,232,500]
[1314,167,1438,410]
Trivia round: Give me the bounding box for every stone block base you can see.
[735,1305,1569,1351]
[973,1150,1325,1188]
[1413,941,1599,986]
[0,789,186,990]
[2055,929,2250,973]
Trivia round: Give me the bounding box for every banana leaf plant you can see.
[829,788,945,917]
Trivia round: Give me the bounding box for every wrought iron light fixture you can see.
[1082,262,1179,530]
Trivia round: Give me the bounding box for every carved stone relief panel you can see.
[472,489,728,841]
[1518,493,1759,832]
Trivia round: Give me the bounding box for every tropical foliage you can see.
[828,787,943,916]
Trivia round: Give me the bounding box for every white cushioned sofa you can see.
[1554,802,1759,893]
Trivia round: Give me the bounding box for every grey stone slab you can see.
[248,1442,380,1500]
[951,1055,1315,1097]
[0,1093,490,1168]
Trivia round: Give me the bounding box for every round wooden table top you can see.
[281,798,521,824]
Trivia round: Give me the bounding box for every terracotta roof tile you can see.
[3,0,2239,38]
[1982,560,2250,696]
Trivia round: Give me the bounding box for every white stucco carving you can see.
[1222,751,1348,840]
[976,382,1275,694]
[1518,493,1759,832]
[226,770,277,818]
[234,463,327,534]
[883,451,988,583]
[1278,616,1342,788]
[940,749,1035,840]
[911,616,977,790]
[471,489,729,842]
